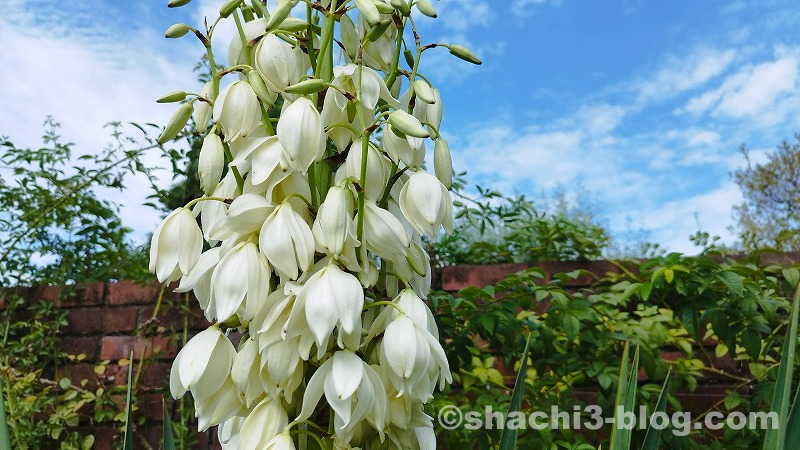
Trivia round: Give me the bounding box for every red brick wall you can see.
[6,258,788,448]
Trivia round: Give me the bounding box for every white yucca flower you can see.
[259,202,315,280]
[211,242,271,323]
[399,171,454,237]
[276,97,325,172]
[254,33,307,93]
[214,80,262,141]
[149,207,203,283]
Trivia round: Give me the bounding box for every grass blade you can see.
[0,376,11,449]
[163,398,176,450]
[123,351,134,450]
[762,283,800,450]
[610,340,639,450]
[498,332,533,450]
[641,367,672,450]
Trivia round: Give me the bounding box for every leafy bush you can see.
[430,248,799,448]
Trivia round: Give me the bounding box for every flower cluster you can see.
[152,0,479,448]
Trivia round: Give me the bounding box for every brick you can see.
[56,364,97,384]
[441,263,529,291]
[60,336,100,359]
[107,281,158,305]
[538,260,622,287]
[88,427,117,450]
[101,307,138,332]
[59,282,106,307]
[142,363,171,388]
[100,335,177,361]
[65,308,105,334]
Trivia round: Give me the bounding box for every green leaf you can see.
[641,367,672,450]
[163,398,175,450]
[498,332,533,450]
[0,377,10,450]
[123,351,134,450]
[610,340,639,450]
[763,284,800,450]
[680,307,700,341]
[782,267,800,288]
[717,271,744,297]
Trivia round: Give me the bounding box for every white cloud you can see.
[511,0,564,18]
[0,2,201,243]
[682,48,800,123]
[634,47,738,101]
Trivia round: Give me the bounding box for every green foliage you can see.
[0,296,122,449]
[0,118,155,285]
[431,250,800,448]
[732,133,800,251]
[431,181,610,267]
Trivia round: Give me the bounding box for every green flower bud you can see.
[434,138,453,189]
[367,19,392,42]
[355,0,381,25]
[247,70,275,106]
[388,110,429,138]
[413,79,435,104]
[158,103,194,144]
[156,91,187,103]
[164,23,190,39]
[219,0,242,18]
[274,17,310,33]
[167,0,192,7]
[241,5,255,21]
[403,49,415,68]
[285,78,327,95]
[266,0,294,31]
[373,0,395,14]
[416,0,437,17]
[449,44,482,65]
[390,0,411,16]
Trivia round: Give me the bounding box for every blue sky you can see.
[2,0,799,254]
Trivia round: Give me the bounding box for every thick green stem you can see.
[315,0,338,83]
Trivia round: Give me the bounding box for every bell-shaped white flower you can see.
[331,64,399,111]
[312,186,357,259]
[149,207,203,283]
[382,124,425,168]
[276,97,325,172]
[213,80,262,141]
[231,337,266,407]
[345,143,390,202]
[284,263,364,358]
[210,193,274,240]
[297,351,386,438]
[175,247,221,320]
[254,33,306,93]
[398,171,454,237]
[363,200,410,262]
[211,242,271,323]
[259,202,315,280]
[199,133,225,194]
[320,87,357,152]
[195,376,245,432]
[239,397,289,450]
[228,18,268,67]
[264,432,295,450]
[260,336,304,400]
[218,416,246,450]
[170,326,235,400]
[194,80,214,134]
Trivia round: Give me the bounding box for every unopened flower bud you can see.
[449,44,482,65]
[404,49,415,68]
[194,81,213,134]
[413,79,435,104]
[266,0,294,31]
[165,23,190,38]
[213,80,261,141]
[416,0,437,17]
[388,110,429,138]
[240,5,255,21]
[434,138,452,189]
[367,19,393,42]
[390,0,411,16]
[355,0,381,25]
[158,102,193,144]
[219,0,242,18]
[340,14,358,60]
[156,90,187,103]
[274,17,310,32]
[247,70,276,107]
[373,0,394,14]
[199,133,225,194]
[168,0,192,7]
[284,78,327,95]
